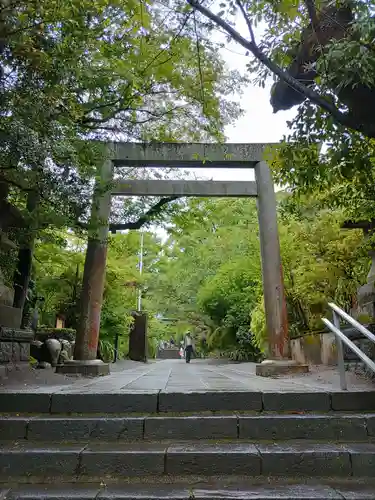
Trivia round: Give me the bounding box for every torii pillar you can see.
[57,152,113,376]
[255,161,308,377]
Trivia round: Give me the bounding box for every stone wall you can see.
[290,332,337,366]
[158,348,180,360]
[0,327,33,364]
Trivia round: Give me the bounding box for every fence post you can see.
[333,311,347,390]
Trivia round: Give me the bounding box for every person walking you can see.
[184,332,194,364]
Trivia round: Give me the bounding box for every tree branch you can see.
[303,0,319,30]
[109,196,179,232]
[235,0,256,45]
[187,0,375,137]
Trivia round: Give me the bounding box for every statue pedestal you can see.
[0,326,33,365]
[0,277,33,374]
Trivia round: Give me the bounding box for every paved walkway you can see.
[1,359,374,393]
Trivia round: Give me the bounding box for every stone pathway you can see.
[0,358,374,393]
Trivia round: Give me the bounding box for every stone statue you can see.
[21,280,44,331]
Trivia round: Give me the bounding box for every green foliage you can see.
[150,198,264,360]
[99,339,115,363]
[1,0,245,245]
[35,328,76,342]
[250,298,267,352]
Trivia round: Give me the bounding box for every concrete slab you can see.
[257,442,351,477]
[256,360,309,377]
[0,359,374,396]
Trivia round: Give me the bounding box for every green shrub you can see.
[36,327,76,342]
[99,339,115,363]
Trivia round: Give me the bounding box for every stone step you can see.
[2,480,375,500]
[1,441,375,479]
[2,413,375,442]
[1,390,375,413]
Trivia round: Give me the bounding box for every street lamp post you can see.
[137,231,144,311]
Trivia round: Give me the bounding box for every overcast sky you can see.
[184,17,297,182]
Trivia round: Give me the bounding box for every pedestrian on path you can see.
[184,332,194,363]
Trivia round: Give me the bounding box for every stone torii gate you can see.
[58,142,291,377]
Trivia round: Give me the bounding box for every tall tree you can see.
[187,0,375,138]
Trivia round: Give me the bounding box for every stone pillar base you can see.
[256,359,309,377]
[56,359,110,377]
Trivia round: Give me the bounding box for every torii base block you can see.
[56,359,110,376]
[256,359,309,377]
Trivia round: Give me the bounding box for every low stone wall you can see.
[0,326,33,365]
[290,332,337,366]
[158,348,180,360]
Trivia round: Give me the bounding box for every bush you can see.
[36,327,76,342]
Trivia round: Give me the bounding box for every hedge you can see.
[35,328,76,342]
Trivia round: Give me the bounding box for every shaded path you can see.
[1,359,374,393]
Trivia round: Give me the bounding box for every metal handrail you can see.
[322,303,375,390]
[328,302,375,344]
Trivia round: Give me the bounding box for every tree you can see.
[187,0,375,138]
[34,228,167,359]
[251,194,368,348]
[149,197,264,359]
[1,0,245,317]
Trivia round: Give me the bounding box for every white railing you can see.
[322,303,375,390]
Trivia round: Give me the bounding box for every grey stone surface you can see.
[0,305,22,329]
[19,342,30,362]
[262,392,330,412]
[0,417,28,440]
[239,415,368,441]
[8,484,100,499]
[111,142,269,167]
[113,179,258,198]
[331,391,375,411]
[50,391,158,413]
[336,485,375,499]
[0,445,82,479]
[145,416,238,440]
[96,483,342,499]
[0,393,51,412]
[255,361,309,377]
[97,485,189,499]
[258,443,351,477]
[56,361,110,376]
[5,483,375,500]
[192,485,342,499]
[166,443,260,475]
[27,417,144,441]
[346,443,375,477]
[364,415,375,436]
[0,342,13,363]
[1,359,375,394]
[159,391,262,412]
[0,488,9,500]
[80,443,166,476]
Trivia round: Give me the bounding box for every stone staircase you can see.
[1,389,375,498]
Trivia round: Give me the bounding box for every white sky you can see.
[145,18,297,242]
[185,17,296,182]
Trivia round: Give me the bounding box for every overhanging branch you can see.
[187,0,375,137]
[109,196,179,232]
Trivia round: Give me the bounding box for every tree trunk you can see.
[12,190,38,313]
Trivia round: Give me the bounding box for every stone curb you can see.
[1,442,375,479]
[1,414,375,442]
[4,482,375,499]
[1,390,375,414]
